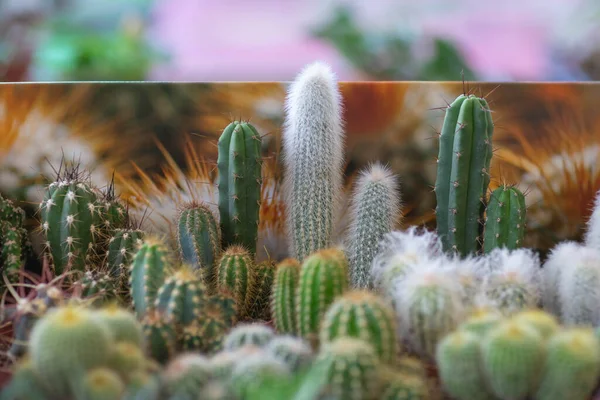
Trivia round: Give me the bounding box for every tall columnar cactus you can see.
[535,328,600,400]
[155,265,207,326]
[297,248,348,343]
[320,290,398,365]
[314,337,382,400]
[129,238,169,317]
[282,61,345,262]
[177,202,221,281]
[106,228,145,278]
[271,258,301,334]
[481,320,544,399]
[0,193,29,276]
[435,94,494,257]
[216,245,253,316]
[217,121,262,255]
[247,260,276,320]
[483,185,526,253]
[40,177,102,274]
[346,163,401,289]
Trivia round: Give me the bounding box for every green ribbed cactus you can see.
[535,328,600,400]
[346,163,401,289]
[380,373,430,400]
[271,258,301,334]
[82,368,125,400]
[182,317,227,354]
[314,337,382,400]
[106,228,145,277]
[435,94,494,257]
[177,202,221,282]
[0,194,29,277]
[40,177,102,274]
[216,245,253,316]
[129,238,169,317]
[297,248,348,344]
[266,335,313,372]
[283,62,345,262]
[460,308,503,337]
[482,320,544,399]
[247,260,276,320]
[155,265,206,326]
[108,341,146,380]
[207,291,238,327]
[483,185,526,253]
[436,330,494,400]
[223,323,275,351]
[511,309,559,340]
[78,270,120,303]
[320,290,398,365]
[163,354,212,399]
[28,306,113,398]
[141,311,178,364]
[97,177,128,231]
[217,121,262,255]
[92,305,144,347]
[230,352,290,397]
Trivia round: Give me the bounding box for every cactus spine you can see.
[216,245,253,316]
[483,185,526,252]
[271,258,301,334]
[283,61,345,261]
[346,163,401,289]
[435,94,494,256]
[584,189,600,250]
[217,121,262,255]
[297,248,348,343]
[177,202,221,282]
[320,290,398,365]
[129,238,169,317]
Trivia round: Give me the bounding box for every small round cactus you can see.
[222,323,275,351]
[216,245,253,316]
[511,309,559,340]
[271,258,301,334]
[163,353,212,398]
[320,290,398,364]
[459,308,503,337]
[141,310,178,364]
[108,341,146,380]
[265,335,313,372]
[380,373,430,400]
[155,265,207,326]
[83,367,125,400]
[92,304,143,347]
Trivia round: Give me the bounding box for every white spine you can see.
[559,246,600,326]
[542,241,581,315]
[584,190,600,251]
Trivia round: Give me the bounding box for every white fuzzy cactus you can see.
[584,190,600,251]
[370,226,443,299]
[558,245,600,326]
[282,61,345,261]
[542,241,582,315]
[477,248,541,316]
[345,163,401,289]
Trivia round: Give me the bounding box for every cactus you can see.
[481,320,544,399]
[182,317,227,354]
[1,360,49,400]
[163,354,212,398]
[217,121,262,255]
[77,270,121,304]
[129,238,169,317]
[141,311,178,364]
[97,177,129,231]
[271,258,301,334]
[92,305,144,347]
[314,337,382,400]
[230,352,290,397]
[28,305,113,398]
[0,194,30,277]
[216,245,253,316]
[541,241,580,315]
[511,309,559,339]
[297,248,348,343]
[108,341,146,379]
[460,308,503,337]
[223,323,275,351]
[435,94,494,257]
[346,163,401,289]
[483,185,526,253]
[265,335,313,372]
[106,228,145,278]
[207,291,238,327]
[177,201,222,280]
[320,290,398,365]
[247,260,276,320]
[436,330,494,400]
[380,373,430,400]
[282,61,345,262]
[155,265,206,326]
[394,268,465,359]
[584,189,600,251]
[39,173,102,274]
[535,328,600,400]
[82,368,125,400]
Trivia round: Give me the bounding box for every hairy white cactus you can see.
[584,190,600,251]
[542,241,582,315]
[345,163,401,289]
[282,61,345,261]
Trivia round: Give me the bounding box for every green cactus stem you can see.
[247,260,276,320]
[271,258,301,334]
[223,323,275,351]
[217,121,262,255]
[141,311,178,364]
[129,238,169,318]
[106,228,145,278]
[155,265,207,326]
[483,185,526,253]
[216,245,253,316]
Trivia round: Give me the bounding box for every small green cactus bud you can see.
[483,185,526,252]
[460,308,503,337]
[155,265,206,326]
[436,330,494,400]
[265,335,313,372]
[216,245,253,316]
[129,238,169,318]
[141,311,177,364]
[320,290,399,364]
[92,304,143,347]
[108,341,146,380]
[380,373,430,400]
[511,309,559,339]
[535,328,600,400]
[482,321,545,399]
[297,248,349,344]
[271,258,301,334]
[223,323,274,351]
[247,260,276,320]
[177,202,221,284]
[82,368,125,400]
[29,305,113,398]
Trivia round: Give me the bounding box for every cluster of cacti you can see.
[437,308,600,400]
[0,193,30,281]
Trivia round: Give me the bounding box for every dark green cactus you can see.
[435,94,494,256]
[129,238,169,318]
[97,177,128,232]
[217,121,262,255]
[155,266,206,326]
[216,245,253,317]
[0,194,30,276]
[77,270,121,304]
[271,258,301,334]
[177,202,222,285]
[247,260,276,320]
[106,228,145,278]
[483,185,526,253]
[141,311,178,364]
